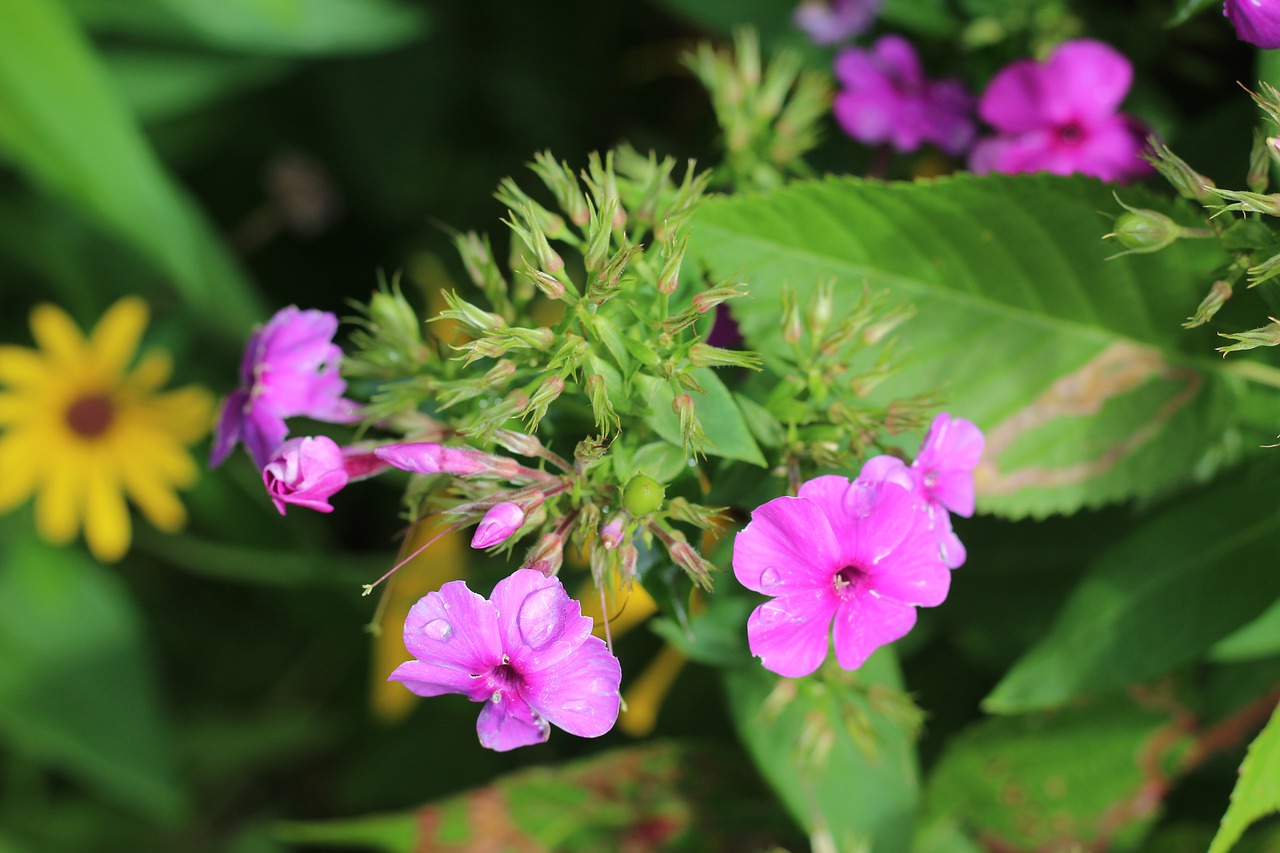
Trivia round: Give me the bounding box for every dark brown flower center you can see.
[65,394,115,438]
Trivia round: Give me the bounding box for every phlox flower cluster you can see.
[733,414,983,678]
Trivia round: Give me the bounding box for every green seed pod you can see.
[622,474,666,516]
[1108,208,1182,254]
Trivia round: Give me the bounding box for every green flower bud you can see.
[622,474,665,516]
[1108,208,1182,254]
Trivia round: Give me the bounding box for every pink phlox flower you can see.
[262,436,349,515]
[211,307,361,470]
[389,569,622,751]
[833,35,976,156]
[472,502,525,549]
[969,39,1154,183]
[733,468,950,678]
[373,442,489,477]
[1225,0,1280,48]
[794,0,881,45]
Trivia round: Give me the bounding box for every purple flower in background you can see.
[472,502,525,549]
[390,569,622,751]
[211,307,360,469]
[794,0,881,45]
[969,40,1154,182]
[1225,0,1280,48]
[733,468,950,678]
[833,36,975,155]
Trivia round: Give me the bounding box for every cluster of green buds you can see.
[1121,83,1280,351]
[684,27,832,191]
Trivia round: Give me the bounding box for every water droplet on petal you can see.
[923,471,939,489]
[759,566,780,589]
[560,699,593,714]
[517,585,565,650]
[423,618,453,641]
[754,601,788,625]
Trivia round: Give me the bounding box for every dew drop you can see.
[759,566,780,589]
[923,471,939,489]
[423,618,453,641]
[754,601,788,625]
[517,585,565,650]
[560,699,594,714]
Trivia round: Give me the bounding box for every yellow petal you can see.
[124,350,173,394]
[0,429,43,512]
[83,453,131,562]
[113,419,199,487]
[141,385,215,443]
[30,303,88,371]
[90,296,148,380]
[0,345,50,389]
[118,453,187,532]
[618,644,688,737]
[35,445,84,545]
[0,392,34,426]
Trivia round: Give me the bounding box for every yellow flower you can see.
[0,297,214,562]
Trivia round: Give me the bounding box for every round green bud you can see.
[1111,209,1180,253]
[621,474,665,516]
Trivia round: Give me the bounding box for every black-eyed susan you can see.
[0,297,214,562]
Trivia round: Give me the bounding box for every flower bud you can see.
[1107,207,1182,255]
[601,517,625,550]
[1218,318,1280,355]
[522,375,565,430]
[525,268,566,300]
[781,286,803,344]
[263,436,349,515]
[471,502,525,549]
[1145,140,1215,204]
[1183,280,1232,329]
[524,532,565,576]
[687,342,762,371]
[667,539,715,591]
[585,374,620,434]
[657,235,687,295]
[1249,129,1272,193]
[672,393,709,458]
[622,474,666,516]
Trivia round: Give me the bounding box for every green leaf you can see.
[0,0,261,341]
[0,533,185,820]
[722,650,920,852]
[1169,0,1220,26]
[689,174,1236,518]
[272,741,795,851]
[104,50,288,123]
[1212,598,1280,663]
[984,474,1280,714]
[1209,703,1280,853]
[66,0,426,56]
[923,698,1193,851]
[637,368,767,467]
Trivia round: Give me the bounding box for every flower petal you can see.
[1042,39,1132,124]
[476,690,550,752]
[402,581,504,681]
[491,569,593,674]
[209,389,247,468]
[388,659,492,701]
[977,57,1049,133]
[522,635,622,738]
[90,297,147,381]
[119,455,187,532]
[865,537,951,607]
[832,591,917,670]
[0,429,43,512]
[83,453,131,562]
[0,346,49,390]
[29,304,88,372]
[746,587,837,678]
[733,495,841,596]
[35,444,84,545]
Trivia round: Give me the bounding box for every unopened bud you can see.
[1250,129,1272,193]
[479,359,516,390]
[585,373,620,434]
[525,268,566,300]
[524,532,565,576]
[522,375,565,430]
[691,281,749,314]
[781,286,803,344]
[622,474,666,516]
[438,290,505,335]
[471,502,525,549]
[672,393,709,458]
[806,281,835,340]
[493,429,543,458]
[657,235,687,295]
[1204,187,1280,216]
[1145,139,1216,204]
[667,539,714,591]
[601,517,625,550]
[1107,207,1183,255]
[1217,317,1280,355]
[1184,280,1232,329]
[687,341,762,371]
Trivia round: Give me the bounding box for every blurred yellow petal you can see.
[90,297,147,379]
[0,345,49,389]
[118,454,187,532]
[0,430,43,511]
[580,573,659,642]
[83,454,131,562]
[0,392,34,425]
[143,385,215,442]
[35,449,84,544]
[371,516,469,724]
[30,304,88,371]
[124,350,173,394]
[619,644,688,737]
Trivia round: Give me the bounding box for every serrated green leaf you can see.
[637,368,767,467]
[689,174,1235,518]
[273,741,794,851]
[66,0,426,56]
[723,650,920,853]
[924,698,1191,851]
[984,474,1280,714]
[0,0,261,341]
[0,533,185,820]
[1208,703,1280,853]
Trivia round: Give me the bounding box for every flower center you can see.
[1057,123,1085,145]
[833,565,868,597]
[65,394,116,438]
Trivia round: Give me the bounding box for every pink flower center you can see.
[834,565,869,598]
[1056,123,1085,146]
[487,658,522,700]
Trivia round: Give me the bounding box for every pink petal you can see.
[871,34,924,89]
[521,635,622,738]
[490,569,594,673]
[388,659,492,701]
[918,414,984,472]
[845,480,923,570]
[1042,40,1132,124]
[864,537,952,607]
[732,495,841,597]
[831,591,918,670]
[472,502,525,549]
[746,587,838,678]
[977,57,1049,133]
[374,442,446,474]
[401,581,504,677]
[476,690,550,751]
[209,388,247,468]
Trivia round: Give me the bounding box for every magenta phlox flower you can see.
[733,468,950,678]
[969,40,1154,182]
[374,442,488,476]
[833,35,976,156]
[1225,0,1280,48]
[211,307,361,470]
[263,436,348,514]
[794,0,881,45]
[472,502,525,549]
[390,569,622,751]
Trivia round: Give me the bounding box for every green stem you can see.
[1222,358,1280,389]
